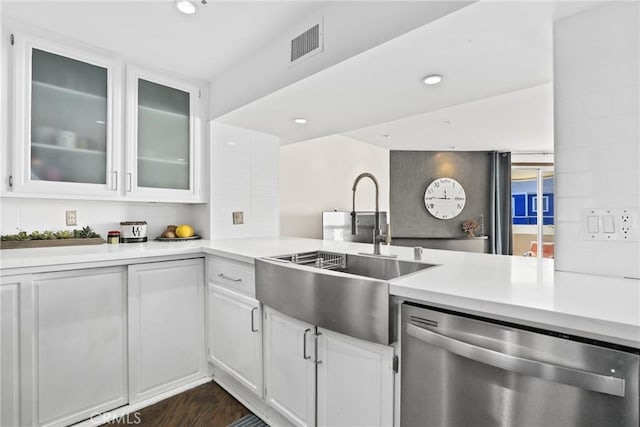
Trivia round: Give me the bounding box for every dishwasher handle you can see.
[406,322,626,397]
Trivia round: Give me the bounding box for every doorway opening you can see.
[511,166,554,258]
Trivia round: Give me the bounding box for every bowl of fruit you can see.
[156,224,201,241]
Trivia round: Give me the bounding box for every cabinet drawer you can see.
[208,256,255,296]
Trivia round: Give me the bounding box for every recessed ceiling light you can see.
[175,0,196,15]
[422,74,443,85]
[293,118,307,124]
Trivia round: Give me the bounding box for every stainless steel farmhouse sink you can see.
[255,251,435,345]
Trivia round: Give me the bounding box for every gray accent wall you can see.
[390,151,492,240]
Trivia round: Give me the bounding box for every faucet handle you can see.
[374,228,388,245]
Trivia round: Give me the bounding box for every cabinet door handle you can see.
[250,307,258,332]
[127,172,132,192]
[314,331,322,365]
[113,171,118,191]
[303,328,311,360]
[217,273,242,282]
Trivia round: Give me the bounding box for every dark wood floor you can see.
[108,381,251,427]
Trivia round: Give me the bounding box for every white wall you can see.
[0,198,200,241]
[554,2,640,279]
[210,123,279,239]
[279,135,389,239]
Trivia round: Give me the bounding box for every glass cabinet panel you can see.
[30,48,108,184]
[136,79,190,190]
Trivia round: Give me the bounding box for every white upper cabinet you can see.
[7,31,205,202]
[11,33,121,197]
[125,67,202,202]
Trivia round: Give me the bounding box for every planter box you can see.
[1,237,106,250]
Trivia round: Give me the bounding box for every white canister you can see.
[120,221,147,243]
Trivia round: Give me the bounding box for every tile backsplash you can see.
[210,123,280,239]
[554,2,640,279]
[0,197,200,241]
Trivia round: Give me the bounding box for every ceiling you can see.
[215,0,596,151]
[2,0,598,152]
[345,83,553,152]
[1,0,326,81]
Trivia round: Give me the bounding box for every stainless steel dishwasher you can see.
[401,303,639,427]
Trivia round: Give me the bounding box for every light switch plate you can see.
[582,208,638,241]
[65,210,77,226]
[232,211,244,225]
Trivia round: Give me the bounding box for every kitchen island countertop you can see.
[1,237,638,348]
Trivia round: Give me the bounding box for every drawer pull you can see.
[218,273,242,282]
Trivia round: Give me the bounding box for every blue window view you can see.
[511,178,554,225]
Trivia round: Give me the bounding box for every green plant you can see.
[1,231,29,241]
[30,230,56,240]
[54,230,74,239]
[74,226,99,239]
[1,227,101,242]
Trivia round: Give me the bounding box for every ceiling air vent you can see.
[290,20,324,65]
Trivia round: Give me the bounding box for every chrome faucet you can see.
[351,172,385,255]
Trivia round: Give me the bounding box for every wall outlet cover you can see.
[65,210,77,226]
[232,211,244,225]
[582,208,638,242]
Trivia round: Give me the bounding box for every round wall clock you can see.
[424,177,466,219]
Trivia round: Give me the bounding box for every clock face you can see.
[424,178,466,219]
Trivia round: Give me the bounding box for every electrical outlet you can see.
[65,210,77,226]
[582,208,638,241]
[232,211,244,225]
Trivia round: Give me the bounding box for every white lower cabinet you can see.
[207,283,263,397]
[263,307,395,427]
[316,328,394,427]
[21,267,128,427]
[128,258,206,403]
[264,307,316,427]
[1,276,26,427]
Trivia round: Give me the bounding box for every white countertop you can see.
[2,237,638,348]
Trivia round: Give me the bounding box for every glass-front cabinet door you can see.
[11,33,120,196]
[126,67,201,202]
